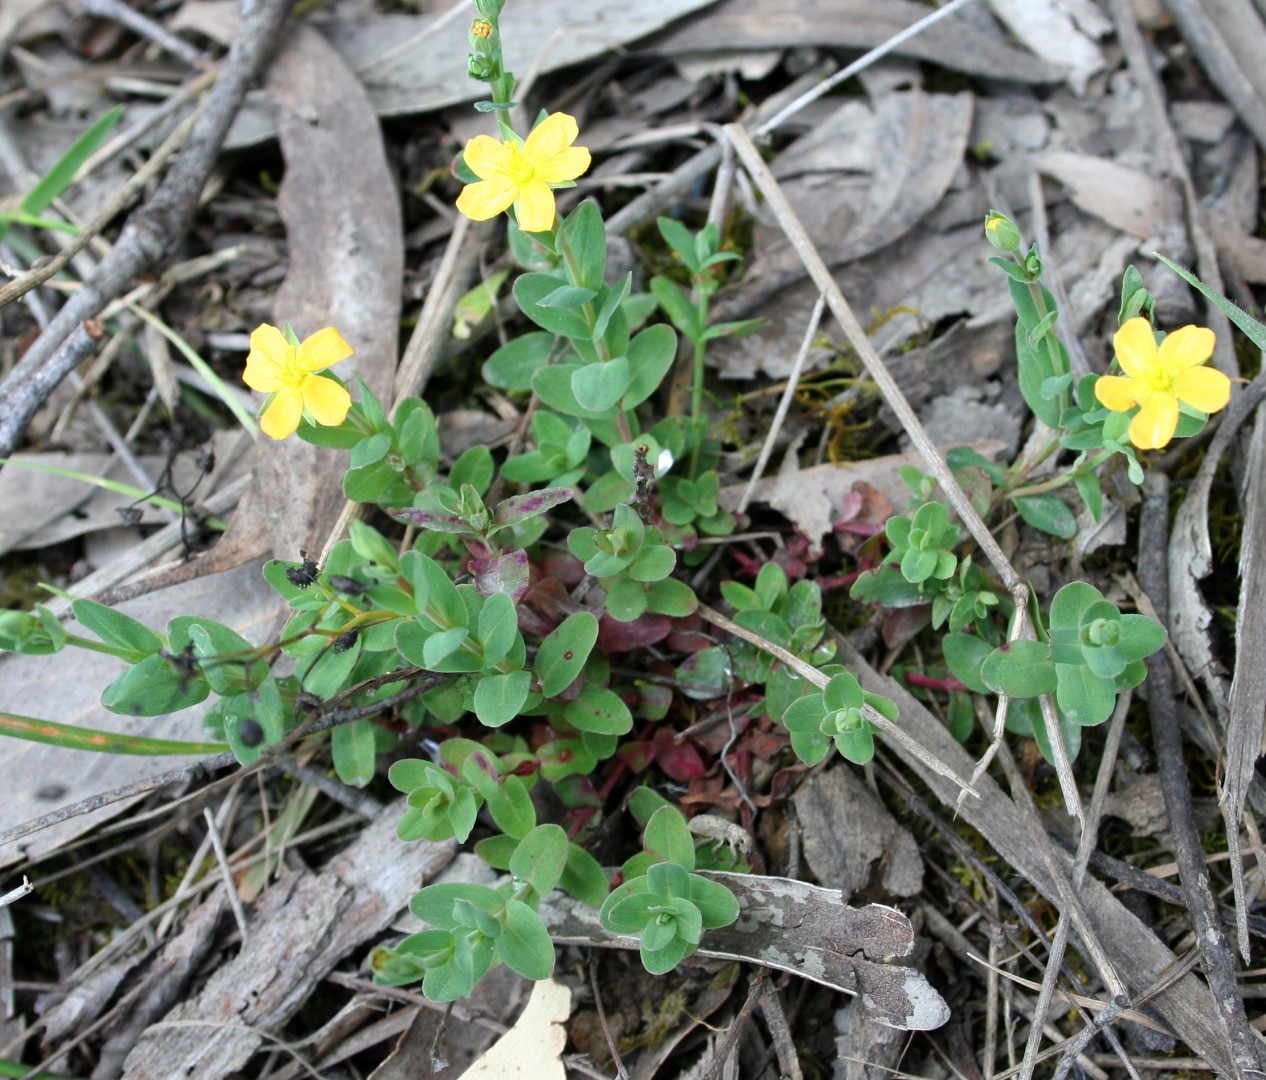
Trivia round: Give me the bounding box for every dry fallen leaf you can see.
[459,978,572,1080]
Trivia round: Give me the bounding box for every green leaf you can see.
[628,544,676,582]
[650,276,701,339]
[1055,663,1117,726]
[1015,320,1061,427]
[981,640,1056,698]
[101,652,210,716]
[411,882,504,930]
[509,822,569,901]
[423,626,470,669]
[484,331,555,392]
[486,774,536,838]
[561,843,610,907]
[537,284,598,309]
[332,718,377,787]
[496,899,556,980]
[571,357,630,413]
[473,670,531,727]
[621,324,678,410]
[560,200,606,289]
[564,685,633,735]
[644,805,695,870]
[296,635,361,699]
[942,632,993,694]
[535,611,598,696]
[71,599,163,661]
[169,617,265,695]
[687,873,741,928]
[1074,471,1102,523]
[515,272,592,337]
[645,577,697,618]
[1014,494,1077,539]
[657,216,701,271]
[477,592,520,667]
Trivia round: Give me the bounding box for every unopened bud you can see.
[984,211,1022,254]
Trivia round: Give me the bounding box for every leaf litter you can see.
[1,0,1265,1076]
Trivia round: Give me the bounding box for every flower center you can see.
[1142,364,1176,396]
[499,143,538,186]
[279,349,310,389]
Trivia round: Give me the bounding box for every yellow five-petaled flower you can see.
[243,324,354,440]
[1095,317,1230,450]
[456,112,591,234]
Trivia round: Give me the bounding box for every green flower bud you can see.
[984,211,1022,254]
[1082,617,1121,648]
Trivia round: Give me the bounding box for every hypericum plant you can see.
[10,0,1260,1019]
[599,805,740,973]
[849,212,1239,763]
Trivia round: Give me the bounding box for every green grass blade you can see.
[1153,252,1266,352]
[20,105,124,218]
[127,304,260,437]
[0,457,228,531]
[0,709,228,755]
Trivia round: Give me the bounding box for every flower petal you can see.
[523,113,578,162]
[243,324,291,391]
[1112,317,1159,380]
[514,181,557,233]
[301,374,352,427]
[298,327,354,372]
[534,146,591,185]
[1158,324,1216,371]
[1129,393,1179,450]
[261,388,304,440]
[457,176,519,221]
[1094,374,1143,413]
[1173,364,1231,414]
[462,134,512,180]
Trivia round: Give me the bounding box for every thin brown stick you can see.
[1137,472,1265,1077]
[588,954,629,1079]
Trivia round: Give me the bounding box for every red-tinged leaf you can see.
[470,549,529,601]
[882,604,932,650]
[492,486,575,530]
[598,612,671,653]
[634,683,673,720]
[617,740,654,772]
[666,613,713,654]
[652,727,707,782]
[518,576,581,637]
[388,507,475,535]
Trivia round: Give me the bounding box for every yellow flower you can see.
[243,324,354,440]
[1095,317,1230,450]
[456,112,591,233]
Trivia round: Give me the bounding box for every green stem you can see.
[688,289,711,475]
[1007,448,1113,501]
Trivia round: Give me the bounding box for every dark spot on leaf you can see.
[238,719,264,747]
[564,650,574,660]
